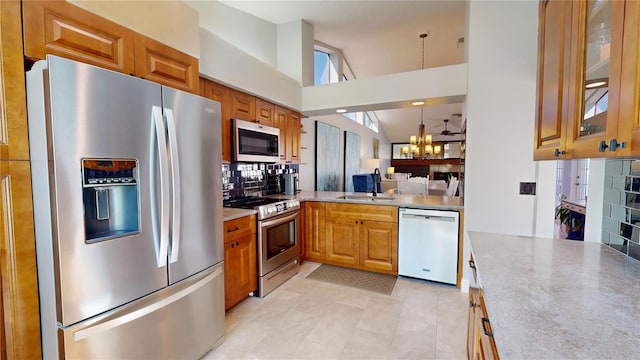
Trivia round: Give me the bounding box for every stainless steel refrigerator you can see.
[27,55,225,359]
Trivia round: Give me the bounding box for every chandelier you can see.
[404,33,441,160]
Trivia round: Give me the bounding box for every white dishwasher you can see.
[398,208,459,285]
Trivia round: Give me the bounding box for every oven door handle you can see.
[260,211,299,228]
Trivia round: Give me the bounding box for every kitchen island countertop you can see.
[469,231,640,359]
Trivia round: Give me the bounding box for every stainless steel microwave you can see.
[233,119,280,163]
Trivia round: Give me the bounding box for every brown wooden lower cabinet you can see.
[223,215,257,311]
[306,202,398,275]
[304,202,326,262]
[467,284,499,358]
[326,217,360,266]
[298,203,306,261]
[359,220,397,273]
[0,161,42,359]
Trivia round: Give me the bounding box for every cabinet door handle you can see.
[230,242,235,248]
[481,318,494,337]
[236,240,240,246]
[598,140,608,152]
[553,148,566,157]
[226,226,239,233]
[469,259,476,270]
[609,139,626,152]
[469,300,475,308]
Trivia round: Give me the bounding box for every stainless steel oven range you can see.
[224,197,300,297]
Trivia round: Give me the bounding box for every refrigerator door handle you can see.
[72,265,223,342]
[151,106,169,267]
[165,108,181,263]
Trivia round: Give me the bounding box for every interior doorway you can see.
[555,159,589,240]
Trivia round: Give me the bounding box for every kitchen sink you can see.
[336,195,396,201]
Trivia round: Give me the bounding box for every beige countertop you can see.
[468,231,640,359]
[222,207,256,222]
[223,191,462,222]
[267,190,463,211]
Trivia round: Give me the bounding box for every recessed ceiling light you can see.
[585,81,607,89]
[411,101,425,106]
[336,109,347,113]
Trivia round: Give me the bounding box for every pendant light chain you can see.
[409,33,433,159]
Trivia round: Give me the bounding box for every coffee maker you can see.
[282,173,299,195]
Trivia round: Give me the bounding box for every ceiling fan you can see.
[439,119,462,136]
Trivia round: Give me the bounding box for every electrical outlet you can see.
[519,182,536,195]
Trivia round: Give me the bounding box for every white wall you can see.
[199,30,301,111]
[585,159,606,242]
[186,0,277,67]
[277,20,315,86]
[301,64,467,116]
[465,0,540,236]
[70,0,200,58]
[534,160,558,239]
[299,116,391,192]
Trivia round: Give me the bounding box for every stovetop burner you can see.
[223,197,281,209]
[223,196,300,220]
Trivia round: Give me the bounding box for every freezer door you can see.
[162,86,224,284]
[61,263,225,359]
[30,56,168,327]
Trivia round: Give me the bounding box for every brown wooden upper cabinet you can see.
[275,105,301,164]
[288,111,301,162]
[133,34,199,94]
[22,0,135,74]
[534,0,640,159]
[1,1,31,161]
[23,0,199,94]
[201,79,232,163]
[256,98,275,127]
[230,89,256,121]
[534,0,572,160]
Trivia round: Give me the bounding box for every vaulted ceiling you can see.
[220,0,467,142]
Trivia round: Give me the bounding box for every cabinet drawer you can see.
[224,215,256,242]
[326,203,398,222]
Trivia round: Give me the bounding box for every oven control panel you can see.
[258,199,300,220]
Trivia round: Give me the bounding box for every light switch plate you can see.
[519,182,536,195]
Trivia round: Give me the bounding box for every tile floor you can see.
[203,262,468,360]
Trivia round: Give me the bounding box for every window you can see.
[340,111,378,133]
[314,50,330,85]
[313,42,376,132]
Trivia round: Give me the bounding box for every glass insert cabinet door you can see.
[569,0,624,157]
[580,1,612,136]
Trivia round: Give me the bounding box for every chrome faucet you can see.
[372,168,380,197]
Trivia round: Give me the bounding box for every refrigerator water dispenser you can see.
[82,158,139,242]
